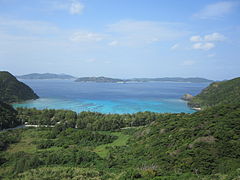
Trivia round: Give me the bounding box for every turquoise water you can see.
[13,80,209,114]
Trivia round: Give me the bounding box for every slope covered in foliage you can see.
[1,103,240,179]
[0,71,39,103]
[188,77,240,109]
[0,101,21,130]
[107,103,240,179]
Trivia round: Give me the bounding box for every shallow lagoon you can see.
[13,80,209,114]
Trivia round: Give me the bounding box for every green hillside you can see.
[0,101,20,130]
[0,71,39,103]
[1,103,240,179]
[188,77,240,109]
[108,103,240,179]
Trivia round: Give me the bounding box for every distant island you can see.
[16,73,213,82]
[75,76,124,83]
[17,73,76,80]
[75,76,213,83]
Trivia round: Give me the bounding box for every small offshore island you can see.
[1,71,240,179]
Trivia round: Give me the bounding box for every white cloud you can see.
[170,43,179,50]
[192,43,215,51]
[70,31,104,42]
[194,1,237,19]
[108,40,119,46]
[190,33,226,42]
[190,33,225,50]
[182,60,196,66]
[204,32,226,41]
[69,0,84,14]
[0,17,59,35]
[51,0,84,15]
[107,20,187,46]
[190,35,202,42]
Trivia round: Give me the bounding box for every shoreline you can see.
[12,98,195,115]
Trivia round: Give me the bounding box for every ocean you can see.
[13,79,209,114]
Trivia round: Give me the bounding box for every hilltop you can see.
[0,71,39,103]
[17,73,76,80]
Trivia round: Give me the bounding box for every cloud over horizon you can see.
[190,33,226,50]
[107,20,188,46]
[194,1,237,19]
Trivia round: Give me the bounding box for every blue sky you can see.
[0,0,240,80]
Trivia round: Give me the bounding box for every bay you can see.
[13,79,209,114]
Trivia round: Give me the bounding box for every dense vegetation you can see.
[0,101,21,130]
[0,71,39,103]
[1,103,240,179]
[0,129,22,151]
[188,77,240,109]
[107,103,240,178]
[17,108,159,130]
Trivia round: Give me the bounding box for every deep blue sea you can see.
[13,80,209,114]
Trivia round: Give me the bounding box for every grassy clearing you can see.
[6,128,51,154]
[94,131,130,158]
[7,129,37,153]
[6,128,130,159]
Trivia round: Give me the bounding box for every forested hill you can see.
[0,71,39,103]
[188,77,240,109]
[0,101,20,130]
[111,103,240,178]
